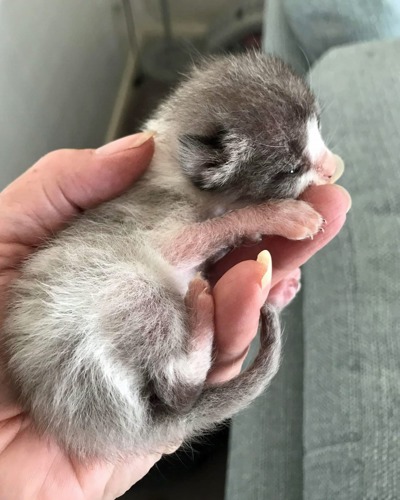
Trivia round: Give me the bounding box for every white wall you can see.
[0,0,231,189]
[0,0,129,188]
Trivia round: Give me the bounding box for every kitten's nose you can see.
[316,151,344,184]
[320,150,337,180]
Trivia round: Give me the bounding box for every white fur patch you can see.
[306,117,326,163]
[296,169,317,195]
[303,116,328,187]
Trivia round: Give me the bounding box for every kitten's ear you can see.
[178,130,229,190]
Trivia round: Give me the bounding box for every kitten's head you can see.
[158,52,337,202]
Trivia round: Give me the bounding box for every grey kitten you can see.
[4,52,338,461]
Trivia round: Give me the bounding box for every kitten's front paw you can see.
[277,200,325,240]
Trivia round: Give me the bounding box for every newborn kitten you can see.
[4,52,337,461]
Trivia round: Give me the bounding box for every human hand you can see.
[207,183,351,383]
[0,132,350,499]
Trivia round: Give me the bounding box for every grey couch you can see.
[226,1,400,499]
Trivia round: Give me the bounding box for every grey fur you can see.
[3,52,322,461]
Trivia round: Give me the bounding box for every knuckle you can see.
[38,149,70,164]
[36,148,91,168]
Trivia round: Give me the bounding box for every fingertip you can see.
[300,184,351,217]
[95,134,154,177]
[70,137,155,209]
[213,260,267,302]
[95,132,155,156]
[330,184,352,213]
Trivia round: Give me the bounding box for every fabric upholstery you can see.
[303,38,400,499]
[284,0,400,63]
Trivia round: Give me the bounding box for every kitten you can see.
[4,52,339,461]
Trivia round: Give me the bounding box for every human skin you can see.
[0,133,350,500]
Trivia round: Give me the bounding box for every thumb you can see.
[0,132,154,245]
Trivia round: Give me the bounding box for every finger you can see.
[0,132,154,246]
[208,256,272,384]
[208,184,351,287]
[265,184,350,285]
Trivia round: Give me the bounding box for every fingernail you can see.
[332,184,352,213]
[330,154,345,183]
[257,250,272,290]
[96,131,155,155]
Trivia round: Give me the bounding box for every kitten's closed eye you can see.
[289,164,303,175]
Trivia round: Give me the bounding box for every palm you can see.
[0,411,163,499]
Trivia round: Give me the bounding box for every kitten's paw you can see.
[185,276,215,352]
[268,268,301,310]
[276,200,325,240]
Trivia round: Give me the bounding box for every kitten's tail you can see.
[186,303,281,432]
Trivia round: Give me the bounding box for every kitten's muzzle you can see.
[315,150,344,185]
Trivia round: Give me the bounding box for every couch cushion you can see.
[283,0,400,63]
[303,38,400,499]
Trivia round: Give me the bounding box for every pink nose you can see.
[318,150,337,181]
